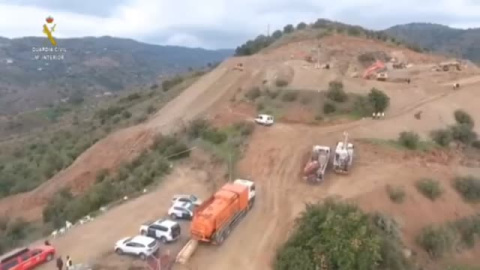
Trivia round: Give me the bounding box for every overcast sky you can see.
[1,0,479,49]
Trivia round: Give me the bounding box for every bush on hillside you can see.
[265,88,280,99]
[146,105,156,114]
[327,81,347,102]
[246,87,262,101]
[281,91,298,102]
[352,95,374,117]
[398,131,420,150]
[454,176,480,202]
[283,24,294,33]
[272,30,283,39]
[162,76,184,91]
[152,136,190,159]
[368,88,390,113]
[430,129,453,147]
[187,119,210,138]
[416,178,443,201]
[386,185,406,203]
[450,124,477,144]
[233,122,255,136]
[472,140,480,149]
[201,129,227,145]
[275,79,289,87]
[323,102,336,114]
[416,225,455,258]
[296,22,307,30]
[454,110,474,128]
[122,110,132,119]
[275,199,410,270]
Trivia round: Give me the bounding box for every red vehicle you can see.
[0,245,55,270]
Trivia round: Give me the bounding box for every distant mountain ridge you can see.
[385,23,480,62]
[0,36,233,114]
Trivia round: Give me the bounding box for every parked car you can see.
[171,194,202,206]
[254,114,274,126]
[168,201,194,220]
[139,219,180,243]
[114,235,159,260]
[0,245,55,270]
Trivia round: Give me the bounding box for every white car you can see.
[115,235,159,260]
[171,194,202,206]
[168,201,195,220]
[139,219,181,243]
[254,114,274,126]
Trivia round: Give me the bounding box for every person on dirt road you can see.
[56,256,64,270]
[66,255,73,269]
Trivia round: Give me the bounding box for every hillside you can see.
[0,36,232,114]
[2,21,480,270]
[386,23,480,63]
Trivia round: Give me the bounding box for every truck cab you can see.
[233,179,256,208]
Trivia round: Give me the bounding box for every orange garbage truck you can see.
[190,179,256,245]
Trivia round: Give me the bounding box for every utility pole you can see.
[267,24,270,37]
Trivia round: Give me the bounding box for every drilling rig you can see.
[333,132,354,174]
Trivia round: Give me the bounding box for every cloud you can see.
[1,0,480,49]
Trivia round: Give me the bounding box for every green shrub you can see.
[452,215,480,248]
[275,79,289,87]
[417,225,454,258]
[368,88,390,112]
[472,140,480,149]
[152,136,190,159]
[265,88,280,99]
[188,119,210,138]
[430,129,453,147]
[274,199,383,270]
[450,124,477,144]
[162,76,184,91]
[146,105,156,114]
[327,81,347,102]
[454,176,480,202]
[398,131,420,150]
[416,178,443,200]
[201,129,227,144]
[352,95,374,117]
[386,185,406,203]
[323,102,336,114]
[95,169,109,183]
[233,122,255,136]
[454,110,474,128]
[256,102,264,111]
[296,22,307,30]
[246,87,261,101]
[281,91,298,102]
[122,110,132,119]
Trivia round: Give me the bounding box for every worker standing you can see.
[66,255,73,270]
[56,256,63,270]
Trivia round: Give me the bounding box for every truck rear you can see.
[190,182,249,244]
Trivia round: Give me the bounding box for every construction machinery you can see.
[434,61,461,72]
[303,145,331,183]
[376,72,388,81]
[363,60,386,80]
[176,179,256,264]
[333,132,354,174]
